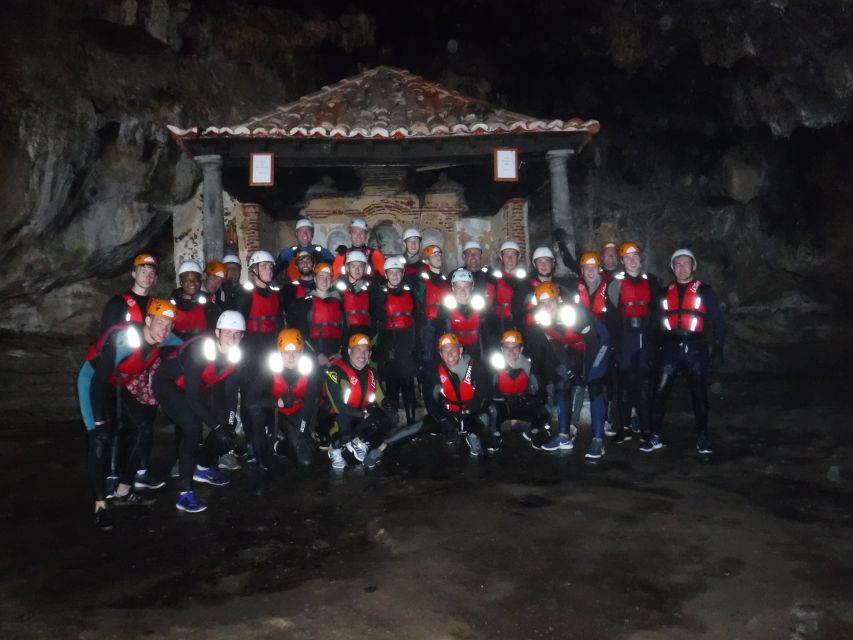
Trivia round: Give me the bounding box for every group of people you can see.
[78,216,726,530]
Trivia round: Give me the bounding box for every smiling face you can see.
[296,226,314,246]
[347,261,366,282]
[179,271,201,297]
[348,344,371,370]
[464,249,482,271]
[452,281,473,304]
[132,264,157,291]
[672,255,695,283]
[602,246,619,271]
[204,273,223,294]
[439,343,462,368]
[533,257,554,278]
[501,342,522,365]
[501,249,519,272]
[386,268,403,287]
[427,249,443,270]
[297,254,314,277]
[216,328,244,350]
[314,270,332,291]
[350,227,367,247]
[144,314,174,344]
[582,265,600,287]
[622,252,641,275]
[404,237,421,255]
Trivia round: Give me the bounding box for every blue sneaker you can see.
[541,433,574,452]
[696,436,714,454]
[639,434,665,452]
[193,466,230,487]
[176,491,207,513]
[585,437,605,459]
[465,433,483,457]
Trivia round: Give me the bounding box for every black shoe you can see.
[612,431,633,444]
[95,509,113,531]
[113,491,156,507]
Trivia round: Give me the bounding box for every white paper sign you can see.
[250,153,274,186]
[494,148,518,181]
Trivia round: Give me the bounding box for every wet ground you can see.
[2,368,853,640]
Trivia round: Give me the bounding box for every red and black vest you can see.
[438,359,477,412]
[662,279,706,334]
[271,370,311,416]
[384,287,415,330]
[333,360,377,410]
[495,366,530,396]
[494,272,519,320]
[342,283,371,328]
[619,275,652,318]
[309,296,344,340]
[86,324,162,386]
[546,323,586,352]
[248,285,281,334]
[173,297,208,335]
[448,305,483,348]
[121,293,145,323]
[422,272,451,321]
[173,336,237,390]
[577,278,608,320]
[403,257,425,277]
[291,281,310,300]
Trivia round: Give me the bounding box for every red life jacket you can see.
[333,360,377,409]
[546,324,586,352]
[662,279,706,333]
[342,283,371,328]
[174,298,208,335]
[271,370,311,416]
[384,287,415,330]
[422,272,450,320]
[292,281,309,300]
[619,275,652,318]
[577,278,608,320]
[438,359,477,412]
[86,324,162,385]
[494,272,519,320]
[309,296,344,340]
[496,367,530,396]
[448,305,483,348]
[248,285,281,334]
[403,258,425,277]
[173,336,237,390]
[121,293,145,323]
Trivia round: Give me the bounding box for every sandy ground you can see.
[1,364,852,640]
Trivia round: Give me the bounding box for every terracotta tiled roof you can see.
[168,66,599,141]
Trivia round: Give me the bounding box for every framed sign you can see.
[250,152,274,186]
[493,148,519,182]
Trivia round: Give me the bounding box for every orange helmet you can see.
[501,329,523,346]
[580,252,602,267]
[348,333,371,348]
[423,244,442,258]
[619,241,641,257]
[534,281,561,302]
[314,262,333,275]
[133,253,158,268]
[277,328,305,352]
[147,298,177,320]
[438,333,461,348]
[205,261,227,278]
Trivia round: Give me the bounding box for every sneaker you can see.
[346,438,369,463]
[604,421,617,437]
[328,447,347,469]
[217,452,241,471]
[113,491,155,507]
[486,432,502,453]
[696,436,714,454]
[134,470,165,490]
[585,437,605,459]
[465,433,483,457]
[541,432,574,452]
[94,508,113,531]
[193,466,230,487]
[364,447,384,469]
[170,462,179,478]
[105,475,119,499]
[176,491,207,513]
[612,431,633,444]
[639,434,665,453]
[630,415,642,434]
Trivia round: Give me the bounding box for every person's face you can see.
[145,314,174,344]
[282,350,299,369]
[350,227,367,247]
[602,247,619,271]
[440,343,462,368]
[501,342,522,365]
[216,328,244,350]
[387,268,403,287]
[315,271,331,291]
[225,263,241,285]
[541,298,558,314]
[347,261,366,281]
[296,226,314,246]
[453,281,473,304]
[405,237,421,254]
[622,252,641,275]
[582,265,600,287]
[501,249,519,272]
[297,255,314,277]
[255,262,274,284]
[204,273,223,294]
[673,256,695,283]
[349,344,370,370]
[428,250,443,270]
[179,271,201,297]
[132,264,157,290]
[464,249,482,271]
[534,257,554,278]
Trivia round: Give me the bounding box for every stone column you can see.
[547,149,574,275]
[195,154,224,263]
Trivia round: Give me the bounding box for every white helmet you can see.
[216,310,246,331]
[178,260,203,276]
[500,240,521,253]
[346,250,368,265]
[384,256,405,272]
[532,247,555,261]
[670,248,697,270]
[222,254,241,265]
[402,228,421,241]
[462,240,483,253]
[295,218,314,230]
[450,268,474,284]
[350,218,369,230]
[248,250,275,267]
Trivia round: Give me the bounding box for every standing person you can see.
[274,218,335,281]
[78,299,181,530]
[512,246,558,340]
[332,218,386,278]
[221,254,242,305]
[334,250,373,341]
[607,241,662,448]
[100,253,158,331]
[423,333,493,457]
[229,250,284,353]
[416,244,451,383]
[153,311,245,513]
[372,256,420,425]
[438,268,489,361]
[401,228,424,277]
[461,240,495,302]
[288,262,345,367]
[652,249,726,454]
[171,261,215,340]
[201,261,228,310]
[490,241,527,335]
[281,250,316,312]
[600,242,620,280]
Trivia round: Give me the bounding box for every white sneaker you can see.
[346,438,369,463]
[328,447,347,469]
[604,420,617,437]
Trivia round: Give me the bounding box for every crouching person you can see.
[152,310,245,513]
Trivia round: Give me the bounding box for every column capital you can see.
[194,154,223,170]
[546,149,574,162]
